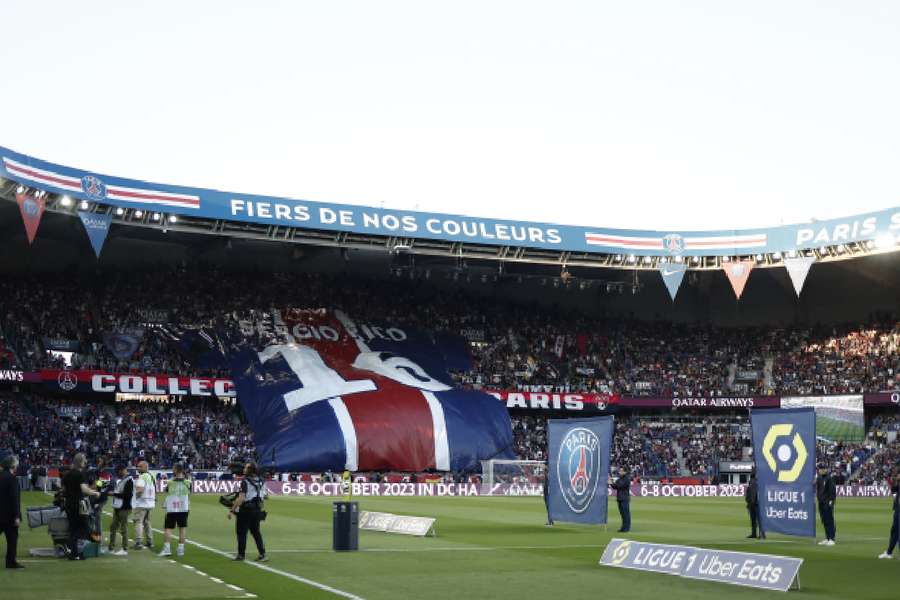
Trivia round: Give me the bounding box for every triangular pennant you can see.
[78,211,112,258]
[16,192,46,245]
[723,260,754,299]
[783,256,816,297]
[659,263,687,300]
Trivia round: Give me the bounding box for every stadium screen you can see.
[781,395,865,442]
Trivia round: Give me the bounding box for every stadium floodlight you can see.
[836,244,846,254]
[115,207,124,216]
[692,256,700,264]
[627,254,636,263]
[755,253,764,262]
[643,256,652,264]
[614,254,623,261]
[772,252,782,261]
[874,234,895,250]
[60,195,72,207]
[79,200,89,210]
[16,185,24,194]
[819,246,829,255]
[722,256,730,262]
[788,249,797,258]
[675,255,683,263]
[152,212,161,221]
[168,215,178,223]
[134,210,144,218]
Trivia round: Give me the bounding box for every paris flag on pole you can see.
[751,408,816,537]
[222,309,514,473]
[547,416,614,524]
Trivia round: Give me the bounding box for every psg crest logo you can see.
[57,369,78,392]
[663,233,685,254]
[556,427,601,513]
[23,197,39,217]
[81,175,107,200]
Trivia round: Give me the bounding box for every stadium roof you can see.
[2,146,899,272]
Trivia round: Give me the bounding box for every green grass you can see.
[2,491,898,600]
[816,415,865,442]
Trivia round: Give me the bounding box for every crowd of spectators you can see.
[1,268,899,397]
[1,267,899,482]
[0,392,252,470]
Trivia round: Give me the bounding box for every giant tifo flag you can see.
[223,309,513,472]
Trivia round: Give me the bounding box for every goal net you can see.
[480,459,547,489]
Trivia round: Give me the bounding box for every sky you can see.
[1,1,899,232]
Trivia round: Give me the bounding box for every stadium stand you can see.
[0,267,897,484]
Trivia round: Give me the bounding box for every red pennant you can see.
[16,192,46,245]
[723,260,754,299]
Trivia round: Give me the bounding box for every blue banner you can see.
[547,416,614,524]
[659,263,687,300]
[77,210,111,258]
[3,145,900,257]
[751,408,816,537]
[222,309,512,473]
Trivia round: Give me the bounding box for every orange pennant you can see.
[723,260,753,299]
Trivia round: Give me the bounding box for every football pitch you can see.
[816,415,865,442]
[2,492,897,600]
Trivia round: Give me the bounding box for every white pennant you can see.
[783,257,816,296]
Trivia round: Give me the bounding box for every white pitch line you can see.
[171,535,366,600]
[263,543,608,554]
[227,584,244,591]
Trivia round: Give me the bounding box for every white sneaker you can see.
[176,546,185,557]
[158,547,172,557]
[825,540,835,546]
[113,549,128,556]
[817,539,829,545]
[878,552,893,559]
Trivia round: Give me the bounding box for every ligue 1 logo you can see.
[81,175,107,200]
[663,233,685,254]
[557,427,601,513]
[761,423,808,483]
[610,540,632,565]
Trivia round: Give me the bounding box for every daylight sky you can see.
[2,1,899,231]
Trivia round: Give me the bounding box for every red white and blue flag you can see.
[584,232,767,252]
[2,157,200,209]
[224,309,513,472]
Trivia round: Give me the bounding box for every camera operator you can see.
[62,453,100,561]
[227,462,267,562]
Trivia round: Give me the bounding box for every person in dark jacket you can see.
[543,436,553,526]
[61,453,100,560]
[878,474,899,559]
[609,468,631,532]
[816,465,837,546]
[0,454,24,569]
[227,462,267,562]
[745,470,765,539]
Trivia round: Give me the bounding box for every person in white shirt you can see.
[131,461,156,550]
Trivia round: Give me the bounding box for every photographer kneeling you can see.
[227,462,267,562]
